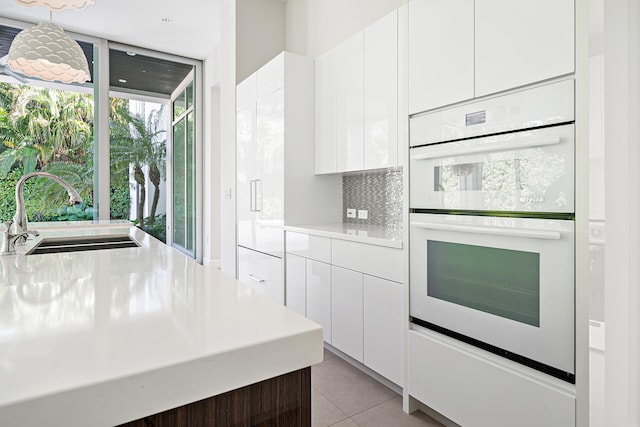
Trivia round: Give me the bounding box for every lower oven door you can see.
[409,213,575,380]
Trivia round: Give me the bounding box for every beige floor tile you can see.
[351,396,443,427]
[312,388,349,427]
[312,356,398,417]
[329,419,359,427]
[324,347,337,360]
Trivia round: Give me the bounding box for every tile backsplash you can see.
[342,167,403,231]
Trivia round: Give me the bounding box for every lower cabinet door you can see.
[237,246,284,304]
[285,254,306,316]
[331,266,364,362]
[364,275,402,386]
[306,259,332,343]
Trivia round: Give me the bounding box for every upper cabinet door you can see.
[335,31,365,173]
[475,0,574,97]
[315,48,337,174]
[364,9,398,170]
[408,0,474,115]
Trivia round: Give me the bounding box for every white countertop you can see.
[0,224,323,426]
[284,223,403,248]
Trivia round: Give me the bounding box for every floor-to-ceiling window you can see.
[0,20,202,259]
[171,74,196,256]
[0,23,97,224]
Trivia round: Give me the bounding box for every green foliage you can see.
[47,203,95,222]
[141,214,166,243]
[0,84,167,239]
[109,183,131,220]
[0,168,94,223]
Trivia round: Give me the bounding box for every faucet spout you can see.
[13,172,83,234]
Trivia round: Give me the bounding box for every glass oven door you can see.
[409,213,575,380]
[410,124,574,214]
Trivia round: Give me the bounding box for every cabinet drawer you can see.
[286,231,331,263]
[331,239,402,283]
[408,331,575,427]
[238,247,284,305]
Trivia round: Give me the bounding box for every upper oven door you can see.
[409,213,575,376]
[410,124,574,213]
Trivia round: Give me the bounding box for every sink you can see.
[27,234,140,255]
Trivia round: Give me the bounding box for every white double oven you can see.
[409,79,576,382]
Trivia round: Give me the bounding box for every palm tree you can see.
[0,84,93,175]
[110,103,166,228]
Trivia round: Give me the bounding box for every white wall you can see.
[285,0,402,57]
[203,46,221,266]
[219,0,237,276]
[236,0,286,83]
[603,0,640,425]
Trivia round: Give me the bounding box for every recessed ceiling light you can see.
[161,17,172,23]
[118,78,127,83]
[126,51,136,57]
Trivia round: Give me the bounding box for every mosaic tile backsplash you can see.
[342,167,403,231]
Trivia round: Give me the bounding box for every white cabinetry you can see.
[285,230,403,385]
[335,32,364,173]
[285,253,306,316]
[408,0,575,114]
[331,266,364,362]
[237,52,341,304]
[408,0,474,114]
[475,0,574,97]
[306,260,332,343]
[364,9,399,170]
[408,330,575,426]
[238,246,284,304]
[314,49,337,174]
[315,9,398,174]
[364,275,403,386]
[331,239,403,283]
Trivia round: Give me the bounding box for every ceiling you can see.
[0,0,222,60]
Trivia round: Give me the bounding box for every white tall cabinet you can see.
[315,9,399,174]
[408,0,575,115]
[408,0,474,115]
[237,52,341,304]
[474,0,575,97]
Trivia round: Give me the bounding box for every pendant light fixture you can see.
[14,0,95,11]
[7,21,91,83]
[7,0,94,84]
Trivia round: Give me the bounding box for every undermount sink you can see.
[27,234,140,255]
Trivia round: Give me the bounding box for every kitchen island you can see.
[0,223,323,426]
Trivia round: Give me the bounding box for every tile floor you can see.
[311,349,443,427]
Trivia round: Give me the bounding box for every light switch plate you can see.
[357,209,368,220]
[346,208,357,218]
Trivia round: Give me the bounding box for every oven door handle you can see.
[410,137,561,160]
[410,221,561,240]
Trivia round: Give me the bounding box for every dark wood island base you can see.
[117,367,311,427]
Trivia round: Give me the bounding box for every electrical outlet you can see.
[357,209,368,220]
[346,208,357,218]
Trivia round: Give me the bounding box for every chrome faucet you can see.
[1,221,39,255]
[12,172,83,235]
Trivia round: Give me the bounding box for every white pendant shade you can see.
[14,0,95,11]
[7,22,91,84]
